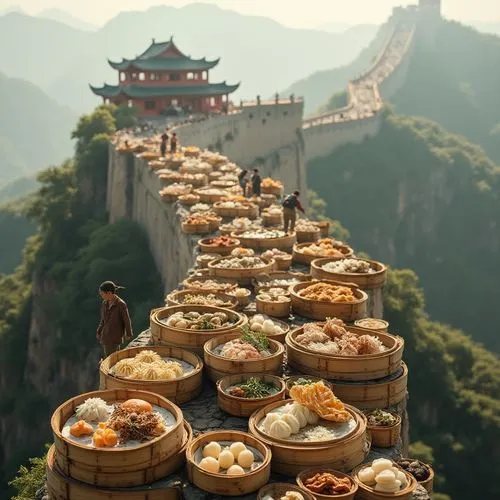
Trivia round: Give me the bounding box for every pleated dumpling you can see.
[159,368,177,381]
[138,363,162,380]
[164,360,184,377]
[269,419,292,439]
[283,403,308,428]
[113,359,136,378]
[135,350,161,364]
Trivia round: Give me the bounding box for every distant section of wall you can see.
[107,100,306,292]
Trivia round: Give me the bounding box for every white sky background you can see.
[1,0,499,27]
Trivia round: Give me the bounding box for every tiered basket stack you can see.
[45,139,425,499]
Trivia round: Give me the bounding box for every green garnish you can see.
[239,377,276,398]
[241,326,270,353]
[293,377,314,386]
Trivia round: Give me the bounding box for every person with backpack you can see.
[282,191,305,233]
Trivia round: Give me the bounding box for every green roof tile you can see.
[90,82,240,98]
[108,56,219,72]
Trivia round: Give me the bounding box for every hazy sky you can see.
[1,0,499,27]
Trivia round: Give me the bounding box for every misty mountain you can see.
[0,72,75,185]
[0,4,376,114]
[38,8,97,31]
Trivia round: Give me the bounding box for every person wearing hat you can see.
[96,281,133,357]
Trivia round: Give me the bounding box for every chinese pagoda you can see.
[90,37,240,116]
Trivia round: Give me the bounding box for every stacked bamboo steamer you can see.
[47,389,190,500]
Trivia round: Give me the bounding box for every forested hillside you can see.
[391,20,500,163]
[308,110,500,353]
[0,72,75,185]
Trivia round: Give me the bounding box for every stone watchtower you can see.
[417,0,442,48]
[419,0,441,17]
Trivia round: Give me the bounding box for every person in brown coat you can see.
[96,281,133,357]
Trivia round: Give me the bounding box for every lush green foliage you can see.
[308,111,500,352]
[9,447,48,500]
[385,268,500,499]
[0,104,160,499]
[0,199,35,274]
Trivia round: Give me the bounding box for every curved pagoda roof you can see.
[108,37,220,72]
[90,82,240,98]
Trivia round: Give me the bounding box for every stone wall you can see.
[107,100,306,292]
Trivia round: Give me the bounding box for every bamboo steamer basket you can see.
[186,430,271,495]
[232,231,296,250]
[286,326,404,381]
[284,376,332,397]
[296,469,358,500]
[195,188,228,203]
[366,413,401,448]
[292,242,354,265]
[352,463,417,500]
[181,221,210,234]
[230,287,252,307]
[398,459,434,494]
[249,401,370,476]
[150,305,247,355]
[166,289,238,310]
[262,185,283,196]
[290,280,368,321]
[246,315,290,342]
[196,253,220,269]
[213,202,240,217]
[204,334,285,382]
[313,221,330,238]
[181,275,238,294]
[217,374,286,417]
[257,483,315,500]
[273,255,293,271]
[262,213,283,227]
[354,318,389,333]
[252,271,312,292]
[311,258,387,290]
[329,363,408,409]
[255,297,291,319]
[207,216,222,232]
[46,446,183,500]
[295,227,321,243]
[161,193,181,203]
[236,205,259,219]
[208,257,275,284]
[166,157,184,169]
[51,389,184,487]
[178,194,200,206]
[99,346,203,405]
[199,237,241,255]
[210,180,237,189]
[183,147,200,158]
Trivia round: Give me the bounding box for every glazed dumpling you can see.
[135,350,161,364]
[229,442,247,458]
[199,457,220,473]
[269,420,292,439]
[280,414,301,434]
[262,413,282,433]
[227,464,245,475]
[202,441,221,459]
[237,449,254,468]
[218,449,235,469]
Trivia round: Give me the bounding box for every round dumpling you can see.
[199,457,220,473]
[134,350,161,364]
[283,403,308,428]
[375,469,396,486]
[280,414,301,434]
[262,413,282,433]
[218,449,235,469]
[304,407,319,425]
[202,441,221,459]
[358,466,376,485]
[113,359,136,378]
[372,458,393,474]
[227,465,244,475]
[269,420,292,439]
[229,442,247,458]
[237,449,254,468]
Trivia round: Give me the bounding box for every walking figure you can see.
[96,281,133,358]
[160,131,168,157]
[251,169,261,197]
[170,133,178,154]
[238,169,248,196]
[282,191,305,233]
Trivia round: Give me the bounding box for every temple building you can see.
[90,37,240,117]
